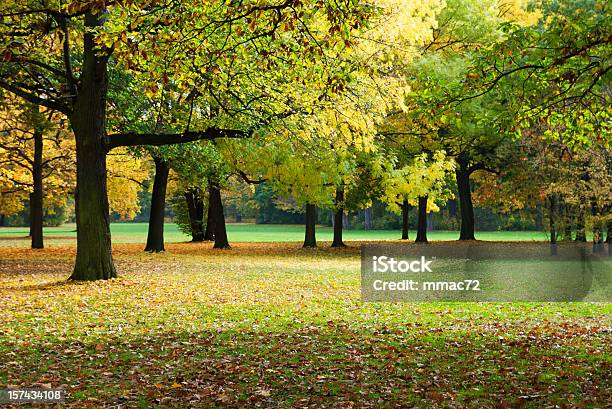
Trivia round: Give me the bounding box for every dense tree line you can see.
[0,0,609,280]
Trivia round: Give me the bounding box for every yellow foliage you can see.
[107,148,151,219]
[381,150,455,213]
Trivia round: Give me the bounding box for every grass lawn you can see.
[0,241,609,408]
[0,222,551,246]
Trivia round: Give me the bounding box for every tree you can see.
[384,0,539,240]
[0,97,74,248]
[380,151,455,243]
[0,1,380,279]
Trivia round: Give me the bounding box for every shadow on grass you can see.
[2,322,609,408]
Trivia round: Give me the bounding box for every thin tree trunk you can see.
[548,194,558,255]
[331,187,346,248]
[303,203,317,248]
[591,204,604,253]
[606,218,612,256]
[575,207,587,242]
[456,160,475,240]
[185,190,205,242]
[30,128,44,249]
[401,199,409,240]
[415,196,428,243]
[363,207,373,230]
[560,201,573,241]
[204,183,216,241]
[70,12,116,280]
[210,182,230,249]
[342,213,350,229]
[144,156,169,252]
[534,203,543,231]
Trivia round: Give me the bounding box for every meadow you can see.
[0,226,610,407]
[0,222,551,245]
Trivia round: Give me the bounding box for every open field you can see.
[0,223,552,246]
[0,241,610,408]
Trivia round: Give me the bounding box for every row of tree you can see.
[0,0,610,280]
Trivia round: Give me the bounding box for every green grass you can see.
[0,222,551,245]
[0,242,609,407]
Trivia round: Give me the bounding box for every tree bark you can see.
[144,157,169,252]
[456,159,476,240]
[210,182,230,249]
[303,203,317,248]
[401,199,409,240]
[30,128,44,249]
[331,187,346,248]
[185,190,205,242]
[69,12,116,280]
[415,196,428,243]
[204,183,217,241]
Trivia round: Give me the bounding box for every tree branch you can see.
[237,170,265,185]
[0,79,71,115]
[107,128,251,150]
[57,15,77,97]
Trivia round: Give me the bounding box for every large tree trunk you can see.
[455,169,475,239]
[204,183,217,241]
[185,190,205,242]
[401,199,409,240]
[456,160,475,240]
[331,187,346,248]
[415,196,428,243]
[210,182,230,249]
[303,203,317,248]
[144,156,169,252]
[69,12,116,280]
[30,128,44,249]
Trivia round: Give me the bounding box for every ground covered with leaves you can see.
[0,242,610,408]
